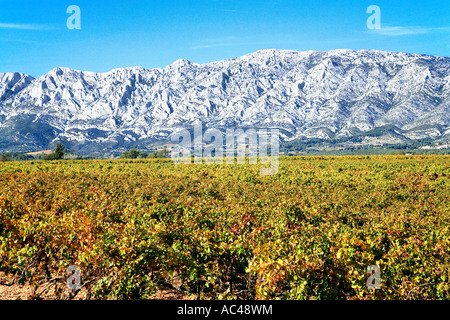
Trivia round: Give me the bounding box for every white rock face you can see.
[0,49,449,155]
[0,72,34,101]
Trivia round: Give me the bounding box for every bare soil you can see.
[0,272,193,300]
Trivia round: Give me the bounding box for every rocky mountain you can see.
[0,49,449,157]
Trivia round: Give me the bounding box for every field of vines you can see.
[0,155,449,300]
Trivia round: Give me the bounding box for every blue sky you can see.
[1,0,449,77]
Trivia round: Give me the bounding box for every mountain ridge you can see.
[0,49,449,157]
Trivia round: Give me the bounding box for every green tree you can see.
[128,149,139,159]
[120,149,148,159]
[43,143,66,160]
[11,153,33,161]
[138,151,148,158]
[0,153,12,161]
[148,148,169,158]
[158,148,169,158]
[54,143,65,159]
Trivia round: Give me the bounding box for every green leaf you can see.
[17,256,25,266]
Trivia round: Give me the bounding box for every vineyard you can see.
[0,155,449,299]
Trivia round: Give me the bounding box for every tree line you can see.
[119,148,169,159]
[0,143,171,162]
[0,143,66,161]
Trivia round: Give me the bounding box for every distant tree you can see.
[159,148,169,158]
[43,143,66,160]
[0,153,12,161]
[148,148,169,158]
[54,143,65,159]
[128,149,140,159]
[42,153,59,160]
[12,153,34,161]
[120,149,148,159]
[0,152,35,161]
[138,151,148,158]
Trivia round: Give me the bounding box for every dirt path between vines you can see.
[0,272,193,300]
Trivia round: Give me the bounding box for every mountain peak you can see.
[42,67,86,81]
[0,71,34,81]
[0,72,34,101]
[164,59,192,72]
[172,58,192,66]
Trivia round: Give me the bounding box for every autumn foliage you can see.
[0,155,449,299]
